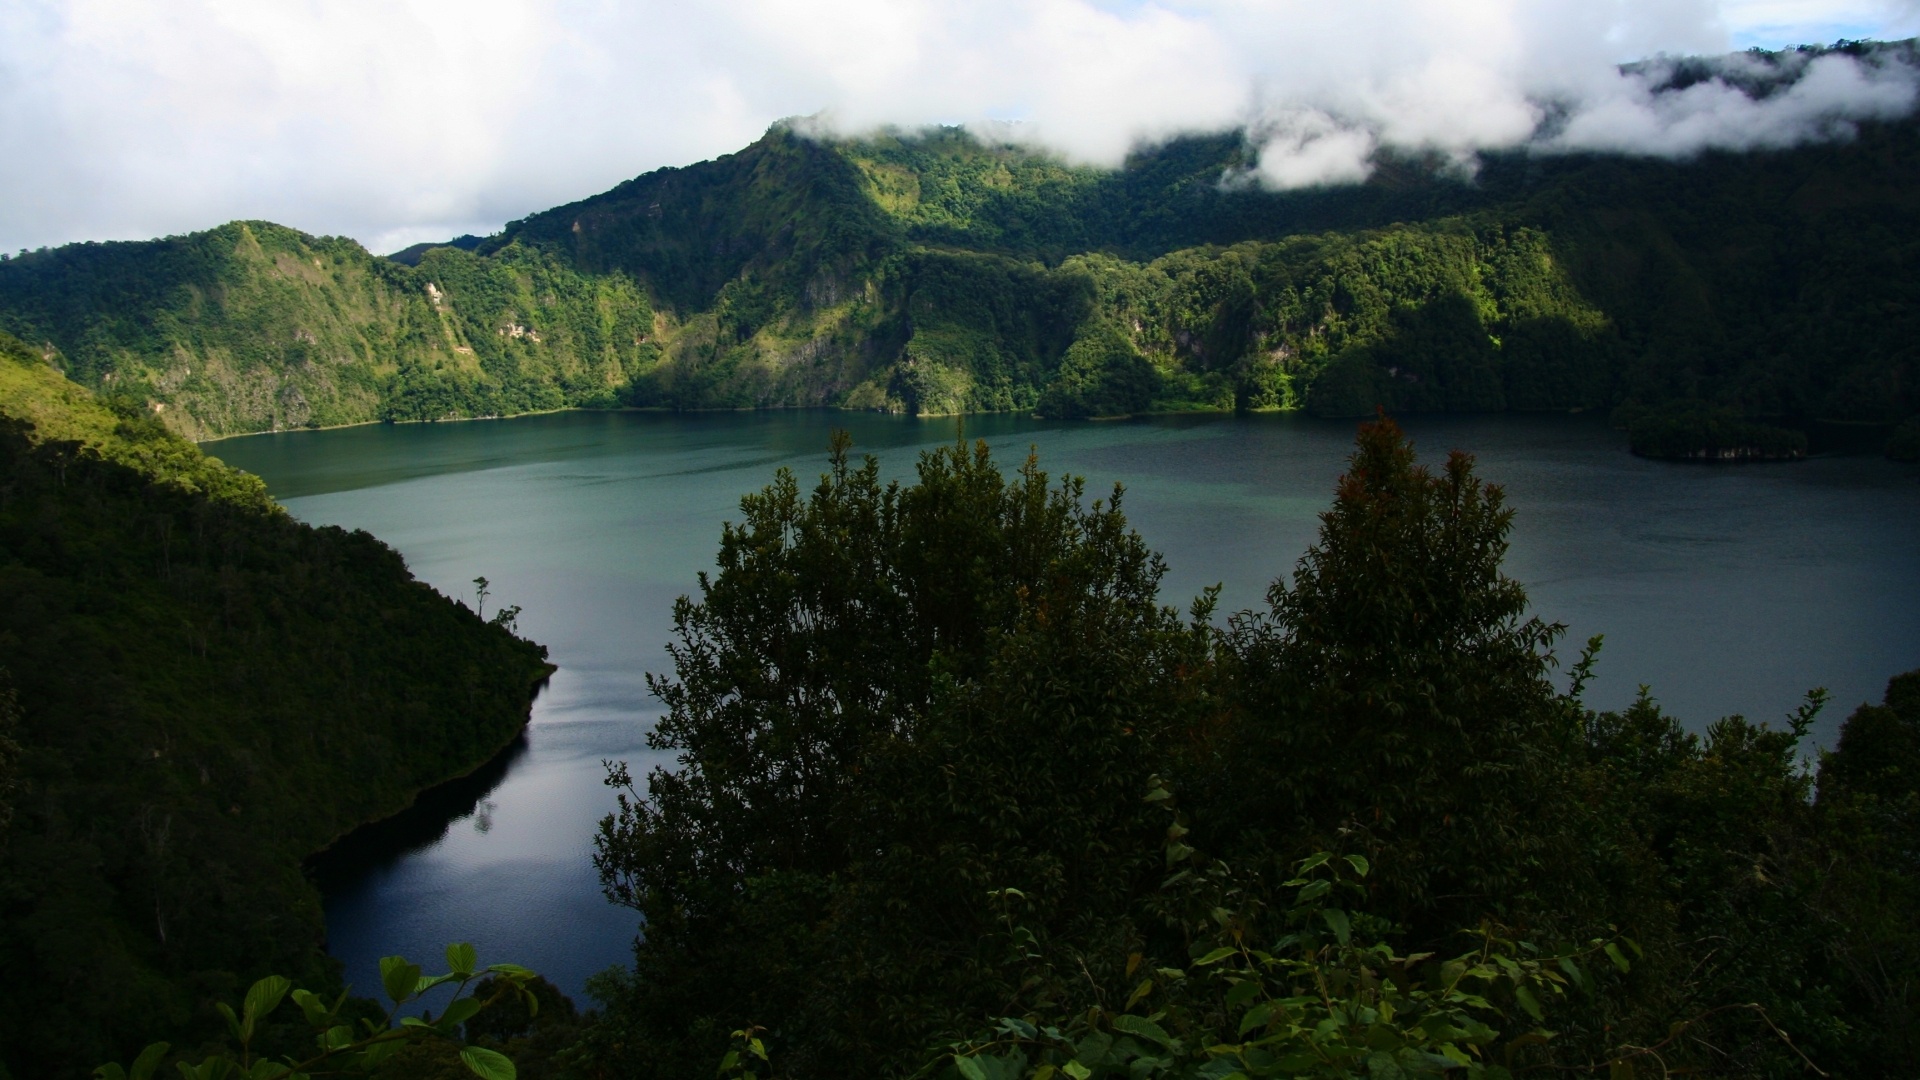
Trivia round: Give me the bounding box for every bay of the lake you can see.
[208,409,1920,1008]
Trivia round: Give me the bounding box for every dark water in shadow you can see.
[209,409,1920,1004]
[307,733,531,896]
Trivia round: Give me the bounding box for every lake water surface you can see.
[209,410,1920,1007]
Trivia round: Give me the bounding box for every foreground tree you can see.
[591,433,1201,1077]
[587,420,1913,1078]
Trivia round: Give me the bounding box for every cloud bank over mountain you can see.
[1,0,1917,254]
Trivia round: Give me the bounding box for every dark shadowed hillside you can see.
[0,333,553,1077]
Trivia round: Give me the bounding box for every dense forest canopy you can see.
[0,42,1914,454]
[0,333,553,1078]
[575,422,1920,1079]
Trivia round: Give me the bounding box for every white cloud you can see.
[0,0,1915,252]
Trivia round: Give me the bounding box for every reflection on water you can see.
[307,733,530,896]
[213,409,1920,1004]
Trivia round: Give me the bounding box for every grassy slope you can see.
[0,334,553,1077]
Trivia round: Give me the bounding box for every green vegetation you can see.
[0,333,553,1077]
[582,422,1920,1078]
[4,54,1919,440]
[0,224,652,439]
[1623,406,1809,460]
[95,945,540,1080]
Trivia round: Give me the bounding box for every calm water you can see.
[209,410,1920,1006]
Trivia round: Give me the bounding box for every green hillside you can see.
[1,44,1917,443]
[0,333,553,1077]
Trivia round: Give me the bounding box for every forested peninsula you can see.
[1,43,1916,459]
[0,332,553,1078]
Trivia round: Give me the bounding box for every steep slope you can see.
[1,42,1916,438]
[0,222,654,438]
[0,333,553,1077]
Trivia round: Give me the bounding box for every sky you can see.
[2,0,1917,256]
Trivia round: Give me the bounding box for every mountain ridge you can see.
[1,42,1916,442]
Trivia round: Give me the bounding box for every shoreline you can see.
[303,660,557,874]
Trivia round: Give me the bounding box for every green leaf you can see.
[358,1038,401,1068]
[1514,984,1544,1021]
[484,963,536,980]
[92,1065,128,1080]
[1604,943,1631,974]
[1125,978,1154,1010]
[1295,879,1332,904]
[244,976,292,1029]
[459,1044,517,1080]
[290,989,330,1029]
[216,1002,245,1043]
[1194,947,1237,966]
[415,972,458,996]
[1238,1002,1278,1038]
[1298,852,1332,873]
[1224,980,1260,1009]
[131,1042,171,1080]
[1062,1063,1092,1080]
[379,957,422,1004]
[953,1055,990,1080]
[1342,854,1371,878]
[1112,1014,1176,1049]
[446,943,478,977]
[441,996,484,1028]
[1322,908,1352,946]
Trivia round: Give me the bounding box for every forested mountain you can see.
[0,333,553,1077]
[1,42,1915,445]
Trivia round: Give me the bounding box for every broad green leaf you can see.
[1296,879,1332,904]
[1514,984,1544,1021]
[92,1065,128,1080]
[1062,1062,1092,1080]
[216,1002,246,1043]
[1609,1059,1636,1080]
[1125,978,1154,1010]
[953,1054,990,1080]
[290,989,330,1029]
[1343,854,1371,878]
[244,976,292,1028]
[441,996,484,1029]
[379,957,422,1004]
[484,963,536,979]
[1298,852,1332,873]
[1238,1002,1278,1038]
[460,1044,517,1080]
[1112,1013,1176,1049]
[716,1050,740,1075]
[1224,980,1260,1009]
[131,1042,172,1080]
[1194,947,1237,966]
[997,1017,1038,1039]
[415,972,458,996]
[1322,908,1352,946]
[1604,943,1631,974]
[446,942,478,977]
